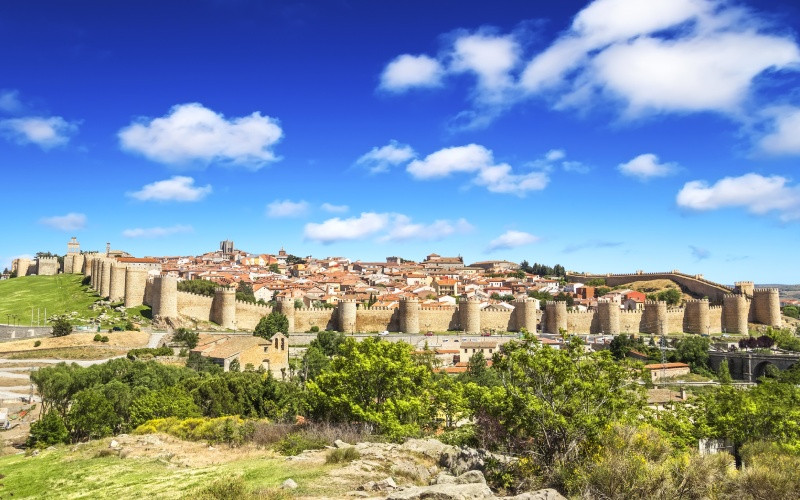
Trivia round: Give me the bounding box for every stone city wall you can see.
[355,307,398,333]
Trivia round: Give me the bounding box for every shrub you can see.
[100,336,109,343]
[326,446,360,464]
[251,422,294,447]
[310,325,320,333]
[27,411,69,448]
[93,334,102,342]
[51,317,72,337]
[173,328,199,348]
[195,476,248,500]
[127,346,172,360]
[33,340,41,348]
[134,416,255,446]
[274,432,328,456]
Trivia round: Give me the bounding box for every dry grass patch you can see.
[0,331,149,353]
[1,346,129,360]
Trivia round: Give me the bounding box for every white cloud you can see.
[381,215,473,242]
[304,212,473,244]
[39,213,87,231]
[760,107,800,155]
[545,149,566,161]
[320,202,349,214]
[407,144,551,197]
[128,176,212,202]
[618,153,677,180]
[118,103,283,168]
[0,90,22,113]
[355,140,416,174]
[1,116,78,149]
[406,144,493,179]
[676,173,800,221]
[451,33,520,103]
[380,54,444,92]
[266,199,309,218]
[486,230,539,252]
[304,212,390,244]
[383,0,800,127]
[122,225,193,238]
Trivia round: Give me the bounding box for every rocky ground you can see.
[284,438,565,499]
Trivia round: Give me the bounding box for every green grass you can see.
[0,442,334,499]
[0,275,151,329]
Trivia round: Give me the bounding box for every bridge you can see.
[566,271,734,303]
[708,351,800,382]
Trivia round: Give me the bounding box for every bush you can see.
[127,347,172,360]
[173,328,199,348]
[100,336,109,343]
[326,446,360,464]
[134,416,256,446]
[251,422,294,447]
[33,340,41,348]
[27,411,69,448]
[195,476,248,500]
[93,334,102,341]
[309,325,320,333]
[274,432,328,456]
[51,317,72,337]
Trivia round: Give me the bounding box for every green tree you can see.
[253,311,288,339]
[172,328,199,348]
[467,335,645,487]
[657,288,682,306]
[27,410,69,447]
[717,359,733,384]
[177,279,218,297]
[301,344,330,381]
[229,358,241,372]
[236,282,256,303]
[129,386,201,428]
[68,388,118,441]
[309,330,346,356]
[306,337,437,439]
[268,263,280,273]
[51,316,72,337]
[782,305,799,319]
[674,336,710,372]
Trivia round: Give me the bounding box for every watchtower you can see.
[514,297,538,333]
[124,266,148,308]
[338,299,357,333]
[753,288,781,328]
[459,296,481,334]
[399,297,420,334]
[212,287,236,329]
[643,301,668,336]
[723,294,749,334]
[597,299,621,335]
[544,301,567,334]
[276,296,296,333]
[109,262,126,302]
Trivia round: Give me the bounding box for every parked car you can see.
[425,331,434,336]
[379,330,389,336]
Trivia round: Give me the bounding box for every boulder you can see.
[455,470,486,485]
[281,479,298,489]
[401,439,456,460]
[335,439,351,448]
[501,489,567,500]
[387,482,494,500]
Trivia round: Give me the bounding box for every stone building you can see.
[190,333,289,378]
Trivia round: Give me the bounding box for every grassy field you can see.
[0,275,151,329]
[0,438,335,499]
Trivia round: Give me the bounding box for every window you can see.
[263,346,268,353]
[280,338,285,350]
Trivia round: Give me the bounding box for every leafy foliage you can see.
[519,261,565,278]
[27,411,69,447]
[177,279,217,297]
[51,316,72,337]
[253,311,288,339]
[172,327,199,348]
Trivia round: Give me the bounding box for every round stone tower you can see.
[212,287,236,329]
[598,299,621,335]
[459,296,481,334]
[124,267,148,308]
[685,299,710,334]
[514,297,538,333]
[109,263,126,302]
[753,288,781,329]
[84,254,94,282]
[544,301,567,334]
[276,296,296,333]
[155,275,178,319]
[63,254,74,274]
[644,301,668,336]
[99,259,112,298]
[90,257,98,290]
[338,299,357,333]
[723,294,749,334]
[73,254,85,275]
[399,297,420,334]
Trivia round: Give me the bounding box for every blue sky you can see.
[2,0,800,284]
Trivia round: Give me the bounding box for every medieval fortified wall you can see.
[68,257,784,335]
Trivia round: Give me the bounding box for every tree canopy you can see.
[253,311,288,339]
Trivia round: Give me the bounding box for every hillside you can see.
[0,275,150,329]
[610,279,695,303]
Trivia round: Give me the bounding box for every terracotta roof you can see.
[117,257,160,264]
[461,341,499,349]
[643,362,690,370]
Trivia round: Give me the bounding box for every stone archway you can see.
[753,361,779,380]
